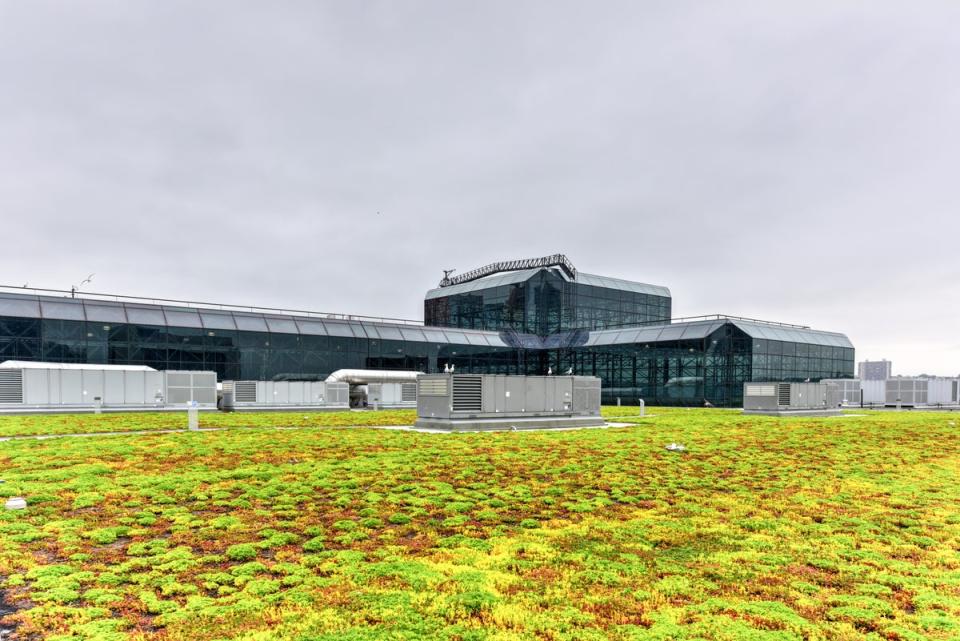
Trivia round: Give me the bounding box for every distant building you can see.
[858,360,892,381]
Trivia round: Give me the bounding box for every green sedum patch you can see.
[0,407,958,640]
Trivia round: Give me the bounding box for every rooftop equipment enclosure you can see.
[820,379,862,406]
[220,380,349,411]
[0,363,216,413]
[415,374,603,431]
[742,382,840,417]
[367,382,418,408]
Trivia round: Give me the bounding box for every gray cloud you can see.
[1,1,958,374]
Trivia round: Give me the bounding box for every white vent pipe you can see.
[324,369,422,385]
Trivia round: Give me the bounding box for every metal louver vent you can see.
[401,383,417,402]
[0,369,24,404]
[419,378,448,396]
[777,383,791,406]
[452,375,482,412]
[235,381,257,403]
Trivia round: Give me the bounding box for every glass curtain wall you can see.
[425,269,672,334]
[550,325,753,407]
[751,340,854,382]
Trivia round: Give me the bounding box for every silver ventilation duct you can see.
[324,369,423,385]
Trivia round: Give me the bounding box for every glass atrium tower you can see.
[425,267,671,335]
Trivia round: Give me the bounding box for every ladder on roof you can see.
[439,254,577,287]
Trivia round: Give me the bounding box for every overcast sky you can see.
[1,1,958,375]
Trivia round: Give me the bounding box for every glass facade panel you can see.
[295,320,328,335]
[377,326,404,340]
[323,322,354,337]
[265,316,299,334]
[83,303,127,324]
[39,300,85,321]
[199,312,238,331]
[400,328,426,342]
[163,308,203,328]
[348,323,370,339]
[126,306,167,325]
[234,314,269,332]
[0,296,41,318]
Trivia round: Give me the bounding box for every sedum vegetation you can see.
[0,410,417,438]
[0,408,958,640]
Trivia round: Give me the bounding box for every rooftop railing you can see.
[438,254,577,287]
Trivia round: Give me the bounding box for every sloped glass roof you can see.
[163,307,203,328]
[83,303,127,324]
[264,316,299,335]
[38,299,85,321]
[0,295,41,318]
[585,320,725,346]
[424,268,541,299]
[730,320,853,348]
[232,314,269,332]
[575,273,671,297]
[580,319,851,349]
[126,305,166,325]
[199,312,238,331]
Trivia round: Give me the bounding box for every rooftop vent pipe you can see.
[324,369,422,385]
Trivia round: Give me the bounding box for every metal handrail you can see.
[0,284,426,326]
[439,254,577,287]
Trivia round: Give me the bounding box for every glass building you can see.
[424,268,672,335]
[0,261,853,407]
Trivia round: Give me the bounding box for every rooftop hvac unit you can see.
[820,379,862,406]
[219,380,349,411]
[415,374,603,431]
[365,382,417,408]
[885,378,927,406]
[883,377,959,407]
[0,362,217,413]
[742,382,839,416]
[820,378,863,407]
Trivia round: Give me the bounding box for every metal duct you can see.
[324,369,423,385]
